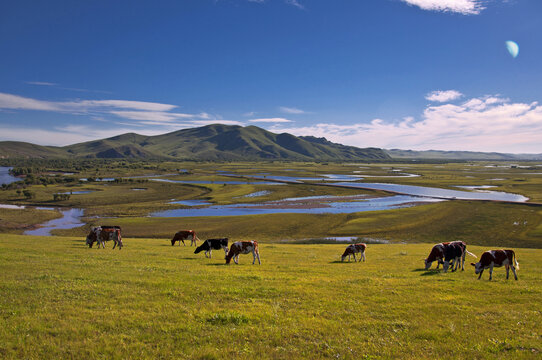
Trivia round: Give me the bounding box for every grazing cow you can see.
[86,226,123,250]
[424,242,448,270]
[442,241,477,272]
[424,241,476,272]
[171,230,199,246]
[471,249,519,280]
[341,243,367,262]
[194,238,229,258]
[225,241,260,265]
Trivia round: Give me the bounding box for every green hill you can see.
[0,124,390,161]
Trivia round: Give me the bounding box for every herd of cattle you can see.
[85,227,519,280]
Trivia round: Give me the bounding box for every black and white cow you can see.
[194,238,229,258]
[471,249,519,280]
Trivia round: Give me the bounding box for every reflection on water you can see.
[151,195,443,218]
[24,208,85,236]
[329,182,529,202]
[0,167,20,185]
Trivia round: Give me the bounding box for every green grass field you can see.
[1,234,540,359]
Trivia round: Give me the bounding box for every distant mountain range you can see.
[0,124,389,161]
[0,124,540,161]
[385,149,542,161]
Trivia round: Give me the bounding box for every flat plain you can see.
[0,235,541,359]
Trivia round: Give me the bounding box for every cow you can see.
[194,238,229,258]
[171,230,199,246]
[442,241,477,272]
[225,241,260,265]
[424,242,447,270]
[471,249,519,280]
[341,243,367,262]
[86,226,123,250]
[424,241,476,272]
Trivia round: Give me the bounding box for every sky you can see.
[1,0,541,153]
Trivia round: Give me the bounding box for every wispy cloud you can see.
[279,106,307,114]
[285,0,305,10]
[268,94,542,153]
[249,117,293,123]
[0,92,199,125]
[425,90,464,102]
[25,81,57,86]
[400,0,485,15]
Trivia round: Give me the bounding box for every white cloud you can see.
[285,0,305,10]
[0,93,178,113]
[279,106,307,114]
[400,0,485,15]
[25,81,57,86]
[268,95,542,153]
[249,117,293,123]
[425,90,464,102]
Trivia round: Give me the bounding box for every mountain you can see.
[0,124,390,161]
[385,149,542,161]
[0,141,67,159]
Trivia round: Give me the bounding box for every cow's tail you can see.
[514,251,519,270]
[465,250,477,258]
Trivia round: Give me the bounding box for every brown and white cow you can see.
[171,230,199,246]
[424,241,476,272]
[442,241,477,272]
[471,249,519,280]
[225,241,260,265]
[341,243,366,262]
[86,226,123,249]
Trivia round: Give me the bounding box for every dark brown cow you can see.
[171,230,199,246]
[471,249,519,280]
[442,241,477,272]
[424,241,476,272]
[424,242,448,270]
[86,226,123,249]
[225,241,260,265]
[341,243,366,262]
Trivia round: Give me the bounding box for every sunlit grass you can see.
[0,235,540,359]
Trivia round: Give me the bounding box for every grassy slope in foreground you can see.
[0,234,540,359]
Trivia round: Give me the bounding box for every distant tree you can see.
[22,190,35,199]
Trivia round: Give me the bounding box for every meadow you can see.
[0,234,540,359]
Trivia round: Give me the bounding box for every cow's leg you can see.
[505,264,510,280]
[489,264,494,281]
[478,269,484,280]
[361,251,366,262]
[234,255,239,264]
[181,239,185,246]
[461,252,466,271]
[511,265,518,280]
[353,253,357,262]
[113,241,117,249]
[256,251,261,265]
[209,249,212,258]
[223,246,228,259]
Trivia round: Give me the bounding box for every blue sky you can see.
[1,0,541,153]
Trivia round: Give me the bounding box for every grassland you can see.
[0,234,540,359]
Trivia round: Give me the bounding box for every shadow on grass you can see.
[329,260,360,264]
[419,269,442,276]
[178,257,199,261]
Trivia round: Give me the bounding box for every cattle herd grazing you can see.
[85,227,520,279]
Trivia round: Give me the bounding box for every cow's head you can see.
[86,232,96,248]
[194,243,204,254]
[471,262,482,274]
[424,259,432,270]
